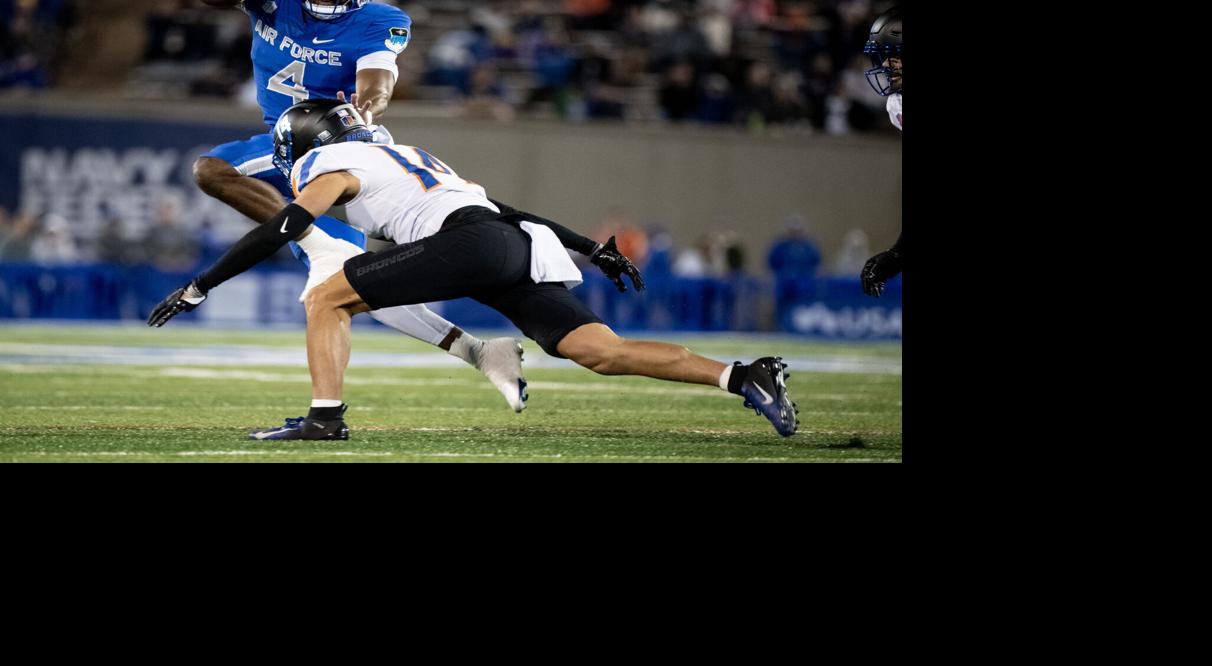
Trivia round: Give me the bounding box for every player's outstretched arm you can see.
[489,198,596,254]
[488,198,645,293]
[149,173,357,327]
[490,199,645,293]
[195,173,355,292]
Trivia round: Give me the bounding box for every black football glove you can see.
[590,236,645,293]
[148,282,207,328]
[861,250,902,298]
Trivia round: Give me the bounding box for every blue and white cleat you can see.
[738,357,799,437]
[472,338,528,412]
[249,405,350,441]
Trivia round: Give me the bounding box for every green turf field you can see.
[0,323,901,462]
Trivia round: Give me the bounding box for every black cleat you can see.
[249,405,350,441]
[738,357,798,437]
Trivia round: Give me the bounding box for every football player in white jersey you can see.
[195,0,530,412]
[149,100,799,440]
[860,6,903,297]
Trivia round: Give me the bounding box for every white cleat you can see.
[470,338,528,412]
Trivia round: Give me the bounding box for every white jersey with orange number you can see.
[290,141,499,244]
[887,93,902,130]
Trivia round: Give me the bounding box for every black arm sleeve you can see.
[889,229,902,256]
[195,204,315,292]
[489,198,599,256]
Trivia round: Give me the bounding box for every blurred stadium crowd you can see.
[3,0,897,134]
[0,198,871,280]
[2,196,885,332]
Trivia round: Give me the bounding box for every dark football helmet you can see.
[271,99,374,180]
[864,7,902,97]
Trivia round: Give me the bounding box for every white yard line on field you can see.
[0,342,901,375]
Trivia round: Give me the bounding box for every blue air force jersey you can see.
[241,0,412,126]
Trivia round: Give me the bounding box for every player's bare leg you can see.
[557,323,799,437]
[556,323,725,386]
[194,157,286,225]
[303,270,372,405]
[248,270,369,441]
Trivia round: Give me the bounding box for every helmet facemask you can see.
[863,8,902,97]
[864,44,901,96]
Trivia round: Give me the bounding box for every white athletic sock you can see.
[718,365,733,392]
[311,399,343,408]
[447,331,483,366]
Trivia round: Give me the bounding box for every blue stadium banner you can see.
[0,111,265,244]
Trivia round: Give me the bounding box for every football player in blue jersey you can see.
[193,0,532,411]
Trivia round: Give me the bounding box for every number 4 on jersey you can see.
[269,61,309,104]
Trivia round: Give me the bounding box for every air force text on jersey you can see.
[255,18,343,66]
[245,0,412,125]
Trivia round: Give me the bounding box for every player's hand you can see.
[591,236,645,293]
[148,282,207,328]
[337,91,374,126]
[861,250,902,298]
